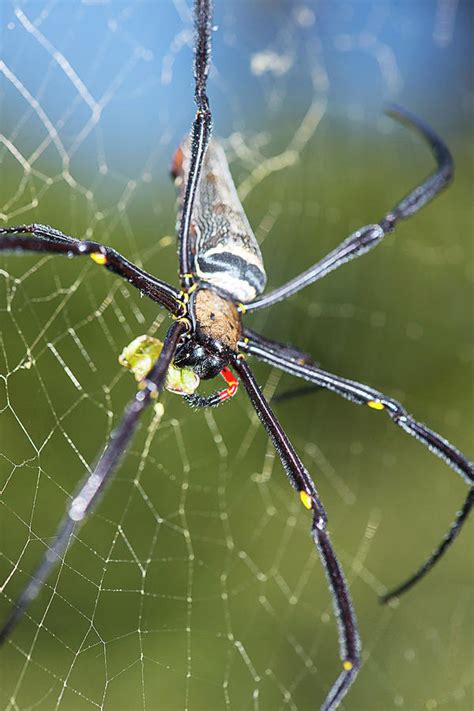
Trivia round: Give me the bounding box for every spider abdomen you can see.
[172,138,267,302]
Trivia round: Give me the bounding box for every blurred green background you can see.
[1,1,473,710]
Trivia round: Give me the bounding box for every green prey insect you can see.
[120,335,200,394]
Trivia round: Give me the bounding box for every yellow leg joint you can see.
[174,316,192,332]
[299,490,312,510]
[368,400,385,411]
[90,252,107,265]
[343,660,353,671]
[174,292,190,319]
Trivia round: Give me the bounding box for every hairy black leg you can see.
[240,330,473,597]
[232,355,360,711]
[184,366,238,408]
[245,106,453,312]
[0,320,188,644]
[272,383,322,403]
[242,330,322,403]
[0,224,182,315]
[178,0,213,288]
[381,487,474,602]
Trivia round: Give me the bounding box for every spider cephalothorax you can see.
[174,287,243,379]
[0,1,472,710]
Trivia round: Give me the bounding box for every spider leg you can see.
[184,366,239,408]
[0,223,182,315]
[381,487,474,603]
[272,383,322,403]
[232,355,360,711]
[0,319,187,645]
[240,330,474,597]
[178,0,213,289]
[242,331,322,403]
[245,105,453,312]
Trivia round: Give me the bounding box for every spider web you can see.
[1,1,473,709]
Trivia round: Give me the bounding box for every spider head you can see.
[173,332,230,380]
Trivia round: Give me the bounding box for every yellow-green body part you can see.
[119,335,200,395]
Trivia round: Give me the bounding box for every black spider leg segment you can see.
[184,366,239,408]
[381,486,474,603]
[0,224,182,316]
[245,105,453,312]
[240,331,322,403]
[231,355,360,711]
[231,356,328,528]
[242,330,473,485]
[272,383,322,403]
[178,0,213,289]
[184,392,225,408]
[240,330,474,595]
[0,320,188,645]
[316,533,360,711]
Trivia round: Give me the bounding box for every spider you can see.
[0,1,473,709]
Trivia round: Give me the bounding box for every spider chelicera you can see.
[1,1,473,709]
